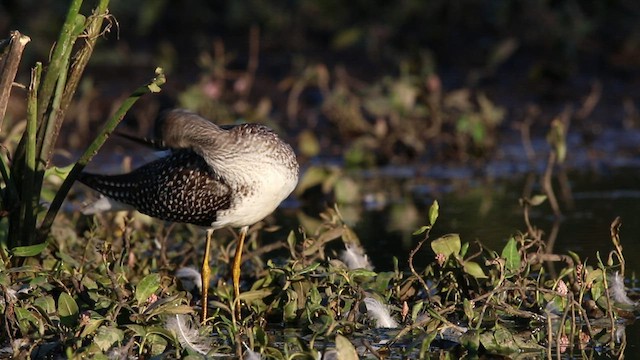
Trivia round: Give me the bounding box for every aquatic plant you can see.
[0,0,165,260]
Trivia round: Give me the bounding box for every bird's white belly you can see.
[213,172,296,229]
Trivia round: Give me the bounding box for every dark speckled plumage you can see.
[78,149,231,226]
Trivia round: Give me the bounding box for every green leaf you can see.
[147,67,166,93]
[431,234,461,257]
[11,242,47,257]
[135,273,160,306]
[501,237,520,273]
[412,225,430,236]
[428,200,439,225]
[463,261,487,279]
[529,195,547,206]
[335,334,358,360]
[81,312,105,338]
[94,326,124,351]
[479,325,520,354]
[348,268,377,278]
[463,298,475,321]
[460,329,480,353]
[15,306,39,334]
[58,292,79,326]
[34,295,56,314]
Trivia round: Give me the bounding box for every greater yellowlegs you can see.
[79,109,299,321]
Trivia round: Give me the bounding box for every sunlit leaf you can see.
[94,326,124,351]
[428,200,439,225]
[34,295,56,314]
[463,261,487,279]
[529,195,547,206]
[412,225,430,236]
[135,273,160,306]
[591,278,604,302]
[335,334,359,360]
[15,306,39,334]
[11,242,47,257]
[349,268,377,278]
[479,325,519,354]
[501,237,520,273]
[81,316,105,338]
[463,298,474,322]
[431,234,461,257]
[58,292,79,326]
[460,242,470,258]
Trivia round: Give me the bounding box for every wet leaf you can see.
[58,292,79,326]
[501,237,520,273]
[135,273,160,306]
[335,334,359,360]
[431,234,461,257]
[463,261,487,279]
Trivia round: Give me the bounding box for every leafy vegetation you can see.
[1,1,639,359]
[1,195,636,358]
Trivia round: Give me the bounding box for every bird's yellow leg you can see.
[201,229,214,324]
[232,226,248,315]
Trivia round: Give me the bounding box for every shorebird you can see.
[78,109,299,321]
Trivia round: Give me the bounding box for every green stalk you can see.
[19,64,42,246]
[9,0,84,248]
[36,0,83,125]
[60,0,110,119]
[37,15,86,171]
[37,68,166,243]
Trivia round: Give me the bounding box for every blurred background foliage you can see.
[3,0,640,166]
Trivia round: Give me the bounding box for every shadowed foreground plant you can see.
[0,0,165,263]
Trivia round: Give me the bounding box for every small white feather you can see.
[364,297,398,328]
[340,244,373,270]
[176,267,203,293]
[609,272,636,306]
[165,314,216,356]
[243,342,262,360]
[82,196,131,214]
